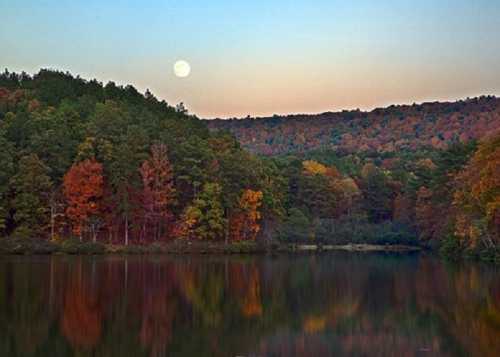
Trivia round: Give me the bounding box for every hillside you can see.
[0,69,286,245]
[0,70,498,261]
[206,97,500,155]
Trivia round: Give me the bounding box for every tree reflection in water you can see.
[0,253,499,356]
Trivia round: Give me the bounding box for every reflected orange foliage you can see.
[241,267,263,317]
[303,315,327,334]
[140,291,177,357]
[60,267,102,350]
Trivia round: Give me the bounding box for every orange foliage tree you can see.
[139,144,175,241]
[63,159,104,241]
[230,189,263,241]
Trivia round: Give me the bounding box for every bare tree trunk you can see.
[50,205,55,240]
[155,219,158,241]
[225,208,229,244]
[125,215,129,246]
[142,221,146,243]
[124,259,128,291]
[49,257,54,315]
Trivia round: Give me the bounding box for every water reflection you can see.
[0,253,499,356]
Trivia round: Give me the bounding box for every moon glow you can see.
[174,60,191,78]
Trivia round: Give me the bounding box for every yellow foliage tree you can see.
[453,133,500,248]
[303,160,328,175]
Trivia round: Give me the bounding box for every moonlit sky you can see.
[2,0,500,118]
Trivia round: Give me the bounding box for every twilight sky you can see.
[1,0,500,118]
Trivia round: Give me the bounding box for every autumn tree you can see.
[453,133,500,249]
[63,159,104,241]
[292,161,337,219]
[303,160,329,175]
[230,189,264,241]
[181,183,226,240]
[331,177,362,218]
[413,141,478,244]
[140,144,175,241]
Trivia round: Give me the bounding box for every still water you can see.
[0,253,499,357]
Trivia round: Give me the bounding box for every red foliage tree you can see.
[63,159,104,241]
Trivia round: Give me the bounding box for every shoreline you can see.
[0,237,422,255]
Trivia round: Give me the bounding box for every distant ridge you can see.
[206,96,500,155]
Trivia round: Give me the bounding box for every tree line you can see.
[0,69,498,260]
[0,70,284,245]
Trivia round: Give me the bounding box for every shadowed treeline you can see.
[0,254,499,356]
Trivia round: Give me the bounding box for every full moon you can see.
[174,60,191,78]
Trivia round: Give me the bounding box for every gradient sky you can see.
[1,0,500,118]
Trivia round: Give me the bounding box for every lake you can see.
[0,253,499,356]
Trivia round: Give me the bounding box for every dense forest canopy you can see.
[206,96,500,155]
[0,69,498,260]
[0,69,281,244]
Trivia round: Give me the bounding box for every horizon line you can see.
[3,67,499,121]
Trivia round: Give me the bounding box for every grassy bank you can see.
[0,237,425,255]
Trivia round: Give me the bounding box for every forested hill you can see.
[0,69,498,261]
[206,97,500,155]
[0,69,286,244]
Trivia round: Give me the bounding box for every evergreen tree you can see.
[10,154,53,237]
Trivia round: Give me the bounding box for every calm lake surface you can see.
[0,253,499,357]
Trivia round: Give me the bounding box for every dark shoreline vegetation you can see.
[0,237,422,256]
[0,69,498,263]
